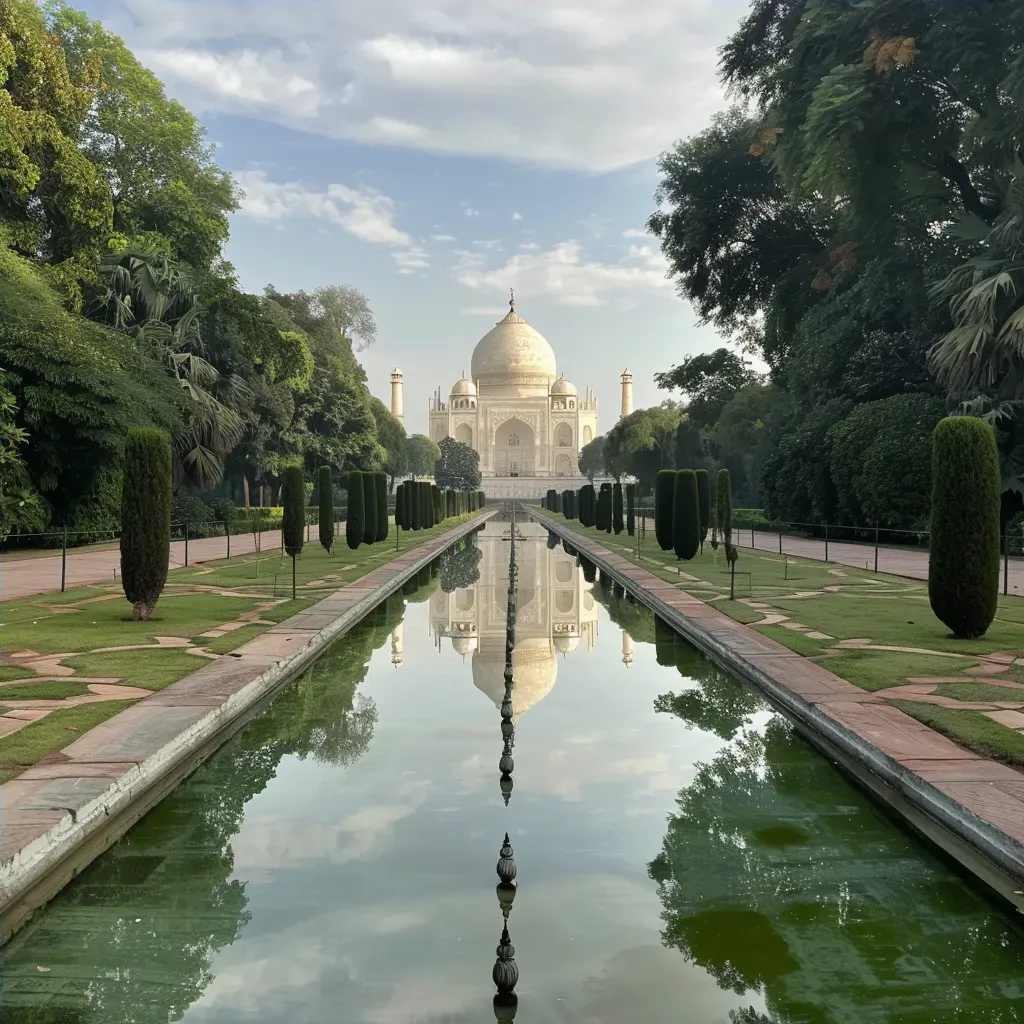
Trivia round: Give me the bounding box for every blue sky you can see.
[81,0,751,435]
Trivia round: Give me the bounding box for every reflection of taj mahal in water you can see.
[432,520,599,721]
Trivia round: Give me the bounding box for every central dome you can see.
[471,297,557,385]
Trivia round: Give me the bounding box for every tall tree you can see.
[406,434,441,478]
[434,436,481,491]
[655,348,761,430]
[369,397,407,490]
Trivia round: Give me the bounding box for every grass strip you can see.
[59,649,206,691]
[931,682,1024,704]
[0,681,90,701]
[812,650,977,692]
[890,699,1024,765]
[0,666,39,682]
[0,699,137,783]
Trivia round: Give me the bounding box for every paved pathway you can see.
[541,512,1024,882]
[639,516,1024,592]
[0,529,290,603]
[0,512,492,937]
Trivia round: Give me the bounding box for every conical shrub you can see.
[655,470,675,551]
[120,427,172,621]
[346,472,364,549]
[929,417,1001,638]
[673,470,700,560]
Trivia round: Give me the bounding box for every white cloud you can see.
[234,169,414,247]
[622,227,648,238]
[392,247,431,273]
[512,211,523,221]
[430,233,457,242]
[138,47,322,118]
[462,205,480,217]
[117,0,745,171]
[455,239,672,307]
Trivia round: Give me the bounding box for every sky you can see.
[80,0,751,436]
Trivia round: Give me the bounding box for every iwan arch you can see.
[389,293,630,498]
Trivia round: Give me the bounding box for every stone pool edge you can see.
[532,509,1024,912]
[0,510,496,942]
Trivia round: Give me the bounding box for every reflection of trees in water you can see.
[590,571,656,644]
[403,562,440,603]
[439,535,483,593]
[0,597,404,1023]
[648,706,1024,1023]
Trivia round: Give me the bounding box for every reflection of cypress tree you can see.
[588,574,656,644]
[579,554,597,583]
[439,536,483,593]
[648,715,1024,1022]
[403,564,439,602]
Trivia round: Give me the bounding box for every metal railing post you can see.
[824,521,829,563]
[61,525,67,592]
[184,524,189,567]
[1004,532,1009,596]
[226,520,231,560]
[874,525,879,574]
[778,523,782,555]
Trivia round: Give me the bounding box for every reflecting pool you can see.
[3,518,1024,1023]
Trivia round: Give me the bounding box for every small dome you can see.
[554,635,579,653]
[452,636,478,655]
[550,376,577,396]
[450,377,477,396]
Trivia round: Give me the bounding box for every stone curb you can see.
[0,511,495,938]
[532,510,1024,907]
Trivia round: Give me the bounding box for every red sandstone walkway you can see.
[0,529,287,602]
[544,513,1024,862]
[0,512,492,936]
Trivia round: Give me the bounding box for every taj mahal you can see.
[387,292,633,498]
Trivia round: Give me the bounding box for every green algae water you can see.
[3,518,1024,1023]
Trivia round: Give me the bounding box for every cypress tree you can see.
[695,469,710,552]
[596,488,607,530]
[318,465,334,553]
[120,427,172,621]
[626,483,636,536]
[613,482,624,534]
[410,479,422,530]
[394,482,403,530]
[281,463,305,557]
[673,470,700,560]
[655,469,675,551]
[579,484,596,527]
[346,472,364,549]
[929,417,1001,638]
[362,471,377,544]
[375,472,388,542]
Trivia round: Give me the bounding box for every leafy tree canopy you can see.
[434,435,480,491]
[406,434,441,477]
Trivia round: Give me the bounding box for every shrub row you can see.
[345,471,390,550]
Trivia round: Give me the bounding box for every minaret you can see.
[621,630,633,669]
[620,368,633,419]
[390,367,404,422]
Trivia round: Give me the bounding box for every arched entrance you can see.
[494,418,535,477]
[583,425,593,445]
[555,453,572,476]
[455,423,473,446]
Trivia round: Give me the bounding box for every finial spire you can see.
[509,287,515,313]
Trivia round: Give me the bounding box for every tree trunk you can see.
[242,474,250,512]
[132,598,156,621]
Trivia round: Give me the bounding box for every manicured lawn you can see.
[59,649,210,691]
[811,650,978,692]
[931,681,1024,704]
[0,594,263,654]
[0,680,91,700]
[0,666,38,682]
[0,700,137,784]
[891,700,1024,765]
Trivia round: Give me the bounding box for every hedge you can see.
[626,483,636,536]
[612,482,624,535]
[655,470,675,551]
[928,417,1001,639]
[579,484,596,527]
[717,468,737,564]
[120,428,172,621]
[362,471,377,545]
[346,472,364,549]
